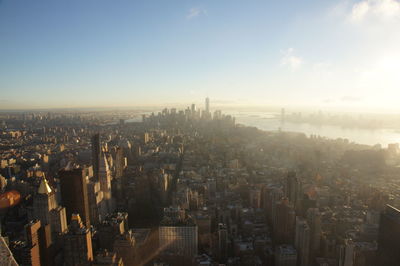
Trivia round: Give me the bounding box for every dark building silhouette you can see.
[64,214,93,266]
[274,198,296,244]
[285,171,301,210]
[59,167,91,227]
[24,220,41,266]
[38,224,54,266]
[92,133,101,180]
[378,205,400,265]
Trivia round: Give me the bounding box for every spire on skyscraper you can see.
[38,176,52,195]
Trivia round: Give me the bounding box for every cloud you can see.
[186,7,207,19]
[349,0,400,23]
[280,48,303,71]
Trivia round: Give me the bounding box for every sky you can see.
[1,0,400,111]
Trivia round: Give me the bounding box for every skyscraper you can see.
[92,133,101,180]
[273,198,296,244]
[33,177,67,237]
[307,208,321,263]
[64,214,93,266]
[205,97,210,113]
[285,171,301,210]
[59,167,91,227]
[38,224,54,266]
[24,220,41,266]
[295,217,310,266]
[377,205,400,265]
[99,154,114,214]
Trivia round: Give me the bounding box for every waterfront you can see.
[233,111,400,147]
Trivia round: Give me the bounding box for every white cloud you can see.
[280,48,303,71]
[350,0,400,23]
[186,7,207,19]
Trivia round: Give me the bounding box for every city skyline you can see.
[1,0,400,111]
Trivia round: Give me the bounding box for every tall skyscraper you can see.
[273,198,296,244]
[64,214,93,266]
[24,220,41,266]
[38,224,54,266]
[217,223,228,262]
[285,171,301,211]
[115,147,125,179]
[33,177,67,237]
[378,205,400,265]
[92,133,101,180]
[33,177,57,222]
[59,167,91,227]
[99,155,114,214]
[205,97,210,113]
[307,208,321,263]
[295,217,310,266]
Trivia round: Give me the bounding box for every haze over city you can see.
[1,0,400,111]
[3,1,400,266]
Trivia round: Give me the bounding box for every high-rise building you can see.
[307,208,321,263]
[273,198,296,244]
[217,223,228,262]
[143,133,150,144]
[99,155,114,214]
[191,104,196,115]
[59,167,91,227]
[295,217,310,266]
[115,147,125,179]
[87,179,103,225]
[38,224,54,266]
[97,213,127,251]
[64,214,93,266]
[33,177,67,238]
[377,205,400,265]
[159,207,198,258]
[114,231,136,266]
[205,97,210,113]
[24,220,41,266]
[275,245,297,266]
[285,171,301,211]
[92,133,101,180]
[338,239,355,266]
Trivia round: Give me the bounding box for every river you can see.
[233,111,400,147]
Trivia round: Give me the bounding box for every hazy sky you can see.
[1,0,400,110]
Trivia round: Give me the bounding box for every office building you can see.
[33,177,67,237]
[64,214,93,266]
[24,220,41,266]
[275,245,297,266]
[377,205,400,265]
[59,167,91,227]
[159,207,198,258]
[92,133,101,180]
[38,224,54,266]
[274,198,296,244]
[295,217,310,266]
[307,208,321,262]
